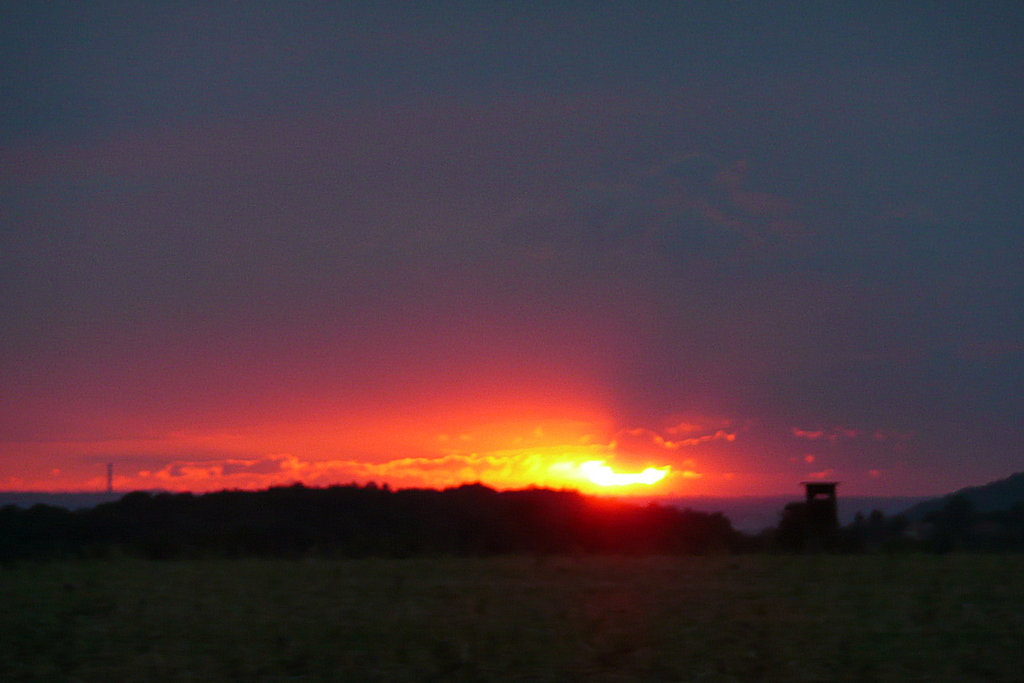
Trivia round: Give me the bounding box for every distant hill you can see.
[900,472,1024,520]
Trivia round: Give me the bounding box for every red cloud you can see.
[791,427,861,442]
[615,427,736,452]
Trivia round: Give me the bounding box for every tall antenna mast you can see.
[107,463,113,494]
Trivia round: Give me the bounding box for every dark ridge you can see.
[900,472,1024,520]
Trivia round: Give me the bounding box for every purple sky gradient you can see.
[2,3,1021,495]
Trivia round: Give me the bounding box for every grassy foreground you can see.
[1,555,1021,681]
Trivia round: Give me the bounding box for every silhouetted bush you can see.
[833,496,1024,554]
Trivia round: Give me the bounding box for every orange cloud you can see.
[0,409,731,495]
[665,421,704,435]
[672,429,737,447]
[128,444,686,496]
[614,426,735,452]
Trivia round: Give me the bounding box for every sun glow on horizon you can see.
[578,460,670,487]
[0,409,735,494]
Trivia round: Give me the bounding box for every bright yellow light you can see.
[580,460,669,487]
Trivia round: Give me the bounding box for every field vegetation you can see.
[2,554,1021,681]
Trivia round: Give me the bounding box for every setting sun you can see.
[579,460,670,487]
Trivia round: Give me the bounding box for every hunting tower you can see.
[777,481,840,551]
[802,481,839,534]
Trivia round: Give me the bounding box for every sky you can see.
[2,2,1022,497]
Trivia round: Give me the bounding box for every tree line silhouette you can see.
[0,483,739,561]
[843,495,1024,553]
[768,494,1024,553]
[2,484,1022,561]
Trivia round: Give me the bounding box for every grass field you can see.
[1,554,1021,681]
